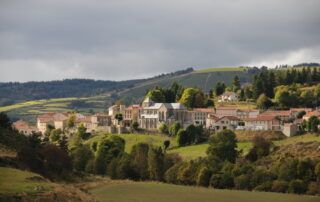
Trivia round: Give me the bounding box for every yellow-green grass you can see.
[274,134,320,146]
[85,134,176,153]
[168,143,208,160]
[0,167,52,194]
[0,97,86,112]
[90,181,320,202]
[168,141,252,160]
[194,67,246,73]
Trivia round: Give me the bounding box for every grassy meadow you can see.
[90,181,320,202]
[0,167,52,194]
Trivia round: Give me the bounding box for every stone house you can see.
[12,120,38,135]
[244,115,281,131]
[124,105,141,126]
[206,115,240,131]
[37,112,69,134]
[282,123,299,137]
[188,108,215,126]
[218,92,238,102]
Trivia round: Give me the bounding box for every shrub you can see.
[210,174,222,188]
[219,173,234,189]
[130,143,150,180]
[85,159,95,174]
[169,122,181,136]
[271,180,289,193]
[148,147,164,181]
[159,123,169,135]
[250,169,275,188]
[116,154,133,179]
[207,130,238,163]
[165,163,182,184]
[307,182,320,195]
[177,129,188,147]
[254,181,272,192]
[234,174,251,190]
[315,162,320,182]
[70,145,94,172]
[288,179,307,194]
[163,140,170,150]
[196,166,212,187]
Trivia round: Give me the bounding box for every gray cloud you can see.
[0,0,320,82]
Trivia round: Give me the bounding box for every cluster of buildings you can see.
[12,94,319,137]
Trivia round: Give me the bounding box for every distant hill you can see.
[117,67,257,104]
[0,67,254,106]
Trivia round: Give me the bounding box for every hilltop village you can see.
[13,91,317,138]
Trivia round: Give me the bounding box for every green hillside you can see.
[0,167,52,194]
[118,67,254,104]
[1,67,254,121]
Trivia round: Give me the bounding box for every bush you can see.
[196,167,212,187]
[177,129,188,147]
[116,154,133,179]
[85,159,95,174]
[159,123,169,135]
[307,182,320,195]
[163,140,170,150]
[250,169,275,188]
[165,163,182,184]
[234,174,251,190]
[210,174,222,188]
[315,162,320,182]
[169,122,181,136]
[207,130,238,163]
[209,173,234,189]
[271,180,289,193]
[130,143,150,180]
[288,179,307,194]
[254,181,272,192]
[246,136,271,162]
[70,145,94,172]
[219,173,234,189]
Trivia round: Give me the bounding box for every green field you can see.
[90,181,320,202]
[0,167,52,194]
[194,67,246,73]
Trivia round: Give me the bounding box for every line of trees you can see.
[146,83,214,109]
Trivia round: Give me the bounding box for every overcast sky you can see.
[0,0,320,82]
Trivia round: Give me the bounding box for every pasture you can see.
[90,181,320,202]
[0,167,52,194]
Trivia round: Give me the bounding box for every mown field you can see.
[0,167,52,194]
[90,181,320,202]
